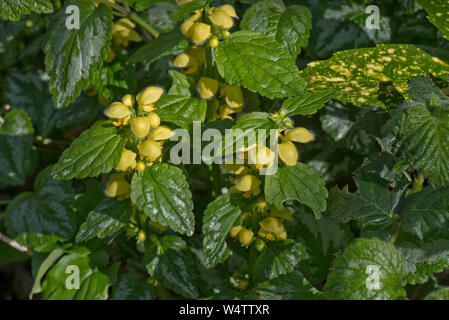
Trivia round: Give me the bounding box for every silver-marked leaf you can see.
[0,0,53,21]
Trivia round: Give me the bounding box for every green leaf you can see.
[215,31,306,99]
[112,273,156,300]
[250,272,320,300]
[128,28,184,65]
[254,239,308,282]
[398,76,449,186]
[168,70,196,96]
[5,167,77,251]
[264,163,328,217]
[144,235,199,298]
[45,1,113,108]
[302,44,449,108]
[30,248,65,298]
[41,249,110,300]
[323,238,405,300]
[0,0,53,21]
[155,94,207,123]
[173,0,209,22]
[240,0,312,58]
[131,163,195,236]
[75,197,133,243]
[52,121,127,180]
[281,90,336,116]
[424,287,449,300]
[202,194,245,269]
[0,109,36,189]
[417,0,449,40]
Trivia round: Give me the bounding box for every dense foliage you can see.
[1,0,449,300]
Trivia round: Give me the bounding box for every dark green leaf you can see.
[0,0,53,21]
[281,90,336,116]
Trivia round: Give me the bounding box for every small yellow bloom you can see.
[278,141,298,166]
[189,22,211,44]
[172,53,191,68]
[230,225,243,238]
[104,102,131,119]
[284,127,315,143]
[208,9,234,29]
[137,86,164,112]
[209,38,219,48]
[239,228,254,246]
[197,77,219,100]
[221,164,249,175]
[269,206,293,221]
[121,94,135,107]
[136,161,146,172]
[130,117,151,139]
[116,149,137,171]
[180,11,201,37]
[105,173,131,200]
[217,5,237,18]
[258,217,287,241]
[247,145,275,169]
[235,174,261,198]
[254,239,266,251]
[112,18,142,47]
[220,85,244,109]
[138,139,162,159]
[137,231,146,242]
[146,113,161,129]
[149,125,173,141]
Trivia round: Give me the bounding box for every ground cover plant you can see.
[1,0,449,300]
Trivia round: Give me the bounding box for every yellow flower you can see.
[137,86,164,112]
[220,85,244,109]
[208,8,234,29]
[258,217,287,241]
[217,5,237,18]
[284,127,315,143]
[221,164,249,175]
[180,11,202,37]
[105,173,131,200]
[278,141,298,166]
[121,94,135,107]
[146,112,161,129]
[269,206,293,221]
[137,231,146,242]
[104,102,131,126]
[209,38,219,48]
[116,149,137,171]
[238,228,254,246]
[254,239,266,251]
[138,139,162,160]
[189,22,211,44]
[247,145,275,169]
[230,225,243,238]
[234,174,261,198]
[136,161,146,172]
[112,18,142,47]
[217,104,238,119]
[105,47,116,63]
[130,117,151,139]
[197,77,219,99]
[149,125,173,141]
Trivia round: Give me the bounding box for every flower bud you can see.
[130,117,151,139]
[104,102,131,119]
[223,30,230,37]
[116,149,137,171]
[255,239,266,251]
[189,22,211,44]
[137,86,164,109]
[197,77,219,99]
[217,5,237,18]
[230,225,243,238]
[209,9,234,29]
[209,38,219,48]
[284,127,315,143]
[137,231,146,242]
[180,11,201,36]
[146,113,161,129]
[278,141,298,166]
[121,94,135,107]
[238,228,254,246]
[136,161,146,172]
[238,280,249,290]
[220,85,244,109]
[105,47,116,63]
[172,53,191,68]
[149,125,173,141]
[138,139,162,159]
[105,173,131,198]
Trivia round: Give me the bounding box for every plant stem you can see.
[0,232,33,256]
[211,164,222,197]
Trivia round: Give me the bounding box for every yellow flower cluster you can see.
[112,18,142,47]
[104,87,174,199]
[229,200,292,247]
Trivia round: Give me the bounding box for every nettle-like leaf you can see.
[0,0,53,21]
[281,89,336,116]
[323,238,405,300]
[425,287,449,300]
[302,44,449,108]
[144,236,199,298]
[3,71,102,137]
[254,239,308,282]
[128,29,185,65]
[264,163,328,218]
[173,0,210,22]
[52,121,127,180]
[417,0,449,40]
[215,31,306,99]
[41,248,111,300]
[45,0,113,108]
[167,70,196,96]
[131,164,195,236]
[155,95,207,123]
[0,109,36,189]
[5,167,77,251]
[112,273,156,300]
[398,76,449,186]
[75,197,133,243]
[202,194,246,269]
[240,0,312,58]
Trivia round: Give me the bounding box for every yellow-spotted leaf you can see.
[417,0,449,40]
[301,44,449,108]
